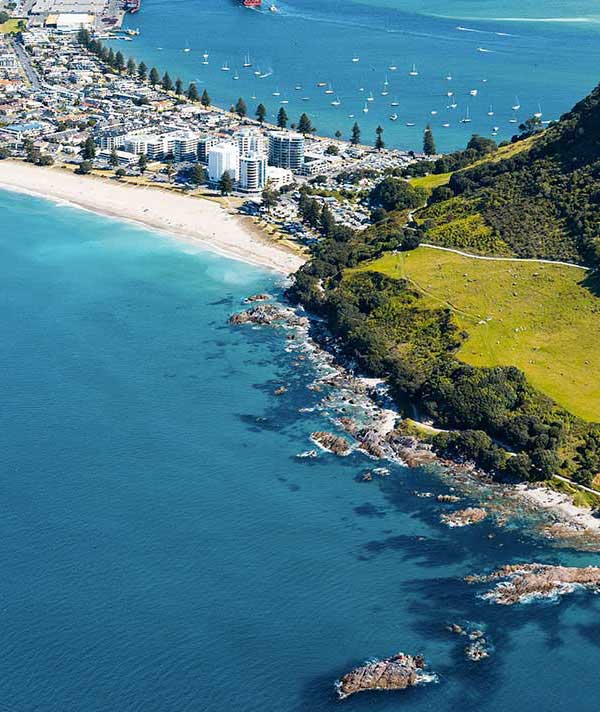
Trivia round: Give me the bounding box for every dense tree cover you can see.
[370,176,427,212]
[405,134,498,178]
[419,83,600,266]
[423,125,436,156]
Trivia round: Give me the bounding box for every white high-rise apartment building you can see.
[239,152,268,192]
[268,130,305,172]
[234,128,266,157]
[208,142,239,183]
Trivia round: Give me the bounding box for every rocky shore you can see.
[336,652,431,700]
[466,563,600,605]
[441,507,488,528]
[310,431,352,456]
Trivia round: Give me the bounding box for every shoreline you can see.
[0,161,306,275]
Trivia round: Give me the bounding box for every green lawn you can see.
[409,172,452,191]
[355,247,600,422]
[0,18,24,33]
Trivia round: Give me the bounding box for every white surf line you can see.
[419,243,591,271]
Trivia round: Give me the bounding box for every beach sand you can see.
[0,161,306,274]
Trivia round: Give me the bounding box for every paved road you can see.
[553,474,600,498]
[11,40,42,90]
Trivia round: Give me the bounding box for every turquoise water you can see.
[2,190,600,710]
[115,0,600,151]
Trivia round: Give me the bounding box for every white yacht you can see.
[221,61,230,71]
[409,63,418,76]
[389,113,398,121]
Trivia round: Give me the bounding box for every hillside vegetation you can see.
[355,247,600,422]
[417,85,600,265]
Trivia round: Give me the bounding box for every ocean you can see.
[113,0,600,152]
[2,188,600,710]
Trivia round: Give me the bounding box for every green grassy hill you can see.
[354,247,600,422]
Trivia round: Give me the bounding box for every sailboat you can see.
[352,56,360,63]
[409,63,418,76]
[294,85,302,91]
[367,91,374,102]
[381,78,389,97]
[233,71,240,80]
[362,102,369,113]
[331,95,341,106]
[431,110,438,115]
[442,121,450,128]
[324,83,334,95]
[390,97,399,107]
[243,53,252,68]
[487,104,494,116]
[388,63,397,71]
[272,88,281,96]
[406,121,416,127]
[469,89,478,97]
[202,50,209,65]
[534,103,543,119]
[389,113,398,121]
[183,41,191,52]
[449,98,458,109]
[445,73,453,81]
[461,106,472,123]
[221,61,230,71]
[512,96,521,111]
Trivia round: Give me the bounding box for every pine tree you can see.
[126,57,136,76]
[107,47,115,66]
[218,170,234,195]
[149,67,160,86]
[77,28,90,47]
[138,61,147,81]
[334,130,342,139]
[277,106,288,129]
[350,122,361,145]
[256,103,266,124]
[375,125,385,151]
[109,146,119,168]
[298,112,313,135]
[423,124,437,155]
[235,97,247,118]
[187,83,200,102]
[200,89,210,107]
[191,164,207,185]
[138,153,147,174]
[81,136,96,160]
[162,71,173,91]
[320,205,335,236]
[175,78,183,95]
[114,51,125,72]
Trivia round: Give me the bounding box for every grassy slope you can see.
[355,246,600,422]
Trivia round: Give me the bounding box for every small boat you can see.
[449,100,458,109]
[461,106,472,123]
[253,67,261,76]
[352,56,360,63]
[389,113,398,121]
[390,98,399,107]
[388,63,397,71]
[316,81,327,87]
[509,115,518,123]
[431,110,438,115]
[409,63,419,76]
[331,96,341,106]
[487,104,494,116]
[348,113,355,118]
[301,96,310,101]
[534,104,543,119]
[233,72,240,80]
[251,94,256,100]
[477,47,491,53]
[442,122,450,128]
[272,88,281,96]
[270,3,278,11]
[359,87,365,92]
[183,44,191,52]
[157,47,163,50]
[221,61,230,71]
[381,88,389,96]
[367,91,374,102]
[492,125,499,132]
[362,102,369,113]
[324,84,334,95]
[406,121,416,127]
[243,53,252,68]
[280,99,289,104]
[202,51,209,65]
[512,96,521,111]
[469,89,478,97]
[446,73,453,80]
[447,91,454,97]
[294,85,302,90]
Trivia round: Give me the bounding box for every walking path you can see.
[553,474,600,498]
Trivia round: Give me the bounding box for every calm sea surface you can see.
[115,0,600,151]
[2,188,600,710]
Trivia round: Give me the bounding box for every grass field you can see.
[0,18,24,33]
[356,246,600,422]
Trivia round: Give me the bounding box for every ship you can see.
[241,0,261,6]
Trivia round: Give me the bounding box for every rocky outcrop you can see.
[310,431,352,456]
[441,507,487,527]
[336,652,429,700]
[437,494,461,503]
[229,304,309,328]
[447,623,491,661]
[466,563,600,605]
[244,293,272,303]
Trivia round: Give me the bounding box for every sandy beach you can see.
[0,160,306,274]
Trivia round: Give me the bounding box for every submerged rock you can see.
[274,386,287,395]
[441,507,487,527]
[310,431,352,456]
[336,652,429,700]
[466,563,600,605]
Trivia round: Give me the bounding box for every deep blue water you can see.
[114,0,600,151]
[2,189,600,711]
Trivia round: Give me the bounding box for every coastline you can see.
[0,160,305,275]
